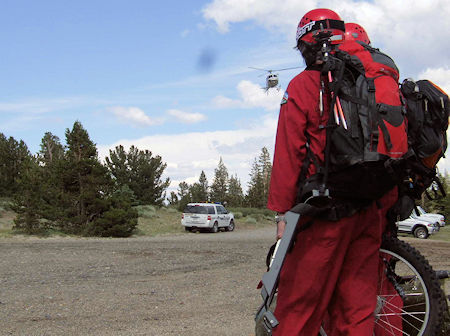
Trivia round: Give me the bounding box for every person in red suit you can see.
[267,9,398,335]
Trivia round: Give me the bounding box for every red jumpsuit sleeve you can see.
[267,79,310,213]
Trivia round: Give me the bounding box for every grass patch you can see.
[0,197,12,211]
[134,205,157,219]
[430,224,450,242]
[0,202,275,238]
[0,208,15,237]
[229,207,275,218]
[135,206,274,235]
[134,206,183,236]
[0,228,14,238]
[0,198,17,237]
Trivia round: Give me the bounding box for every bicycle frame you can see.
[255,210,300,332]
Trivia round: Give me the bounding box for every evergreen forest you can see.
[0,122,275,236]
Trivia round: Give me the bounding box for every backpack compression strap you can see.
[337,78,394,151]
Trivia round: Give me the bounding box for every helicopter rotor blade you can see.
[272,66,302,72]
[249,66,269,72]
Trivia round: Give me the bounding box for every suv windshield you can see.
[417,206,426,215]
[184,205,210,214]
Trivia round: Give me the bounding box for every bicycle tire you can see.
[376,236,446,336]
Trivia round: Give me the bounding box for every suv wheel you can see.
[226,220,235,232]
[211,222,219,233]
[413,226,429,239]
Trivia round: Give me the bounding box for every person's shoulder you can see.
[287,67,321,90]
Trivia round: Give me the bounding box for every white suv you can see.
[411,206,445,227]
[181,203,235,233]
[396,216,439,239]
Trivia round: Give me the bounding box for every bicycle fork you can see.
[255,211,301,334]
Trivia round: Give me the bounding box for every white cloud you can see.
[109,106,163,127]
[98,114,278,193]
[212,80,284,111]
[341,0,450,74]
[202,0,315,34]
[167,109,207,124]
[202,0,450,179]
[202,0,450,75]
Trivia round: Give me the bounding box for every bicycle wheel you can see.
[376,236,446,336]
[256,237,447,336]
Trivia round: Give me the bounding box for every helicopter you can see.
[249,66,301,92]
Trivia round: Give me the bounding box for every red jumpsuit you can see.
[267,67,398,335]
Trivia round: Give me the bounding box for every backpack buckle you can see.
[367,79,376,92]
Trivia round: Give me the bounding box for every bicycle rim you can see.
[376,248,430,336]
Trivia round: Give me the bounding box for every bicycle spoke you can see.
[378,298,426,317]
[377,298,425,325]
[377,304,398,335]
[376,300,425,335]
[379,296,427,315]
[376,316,412,336]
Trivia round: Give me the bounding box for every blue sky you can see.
[1,0,449,192]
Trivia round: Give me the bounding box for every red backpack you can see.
[297,40,408,205]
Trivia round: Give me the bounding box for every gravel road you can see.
[0,227,449,336]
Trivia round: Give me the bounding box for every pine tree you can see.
[178,182,190,199]
[189,171,209,202]
[177,181,191,211]
[0,133,31,196]
[38,132,65,165]
[199,170,209,201]
[227,174,244,207]
[105,145,130,187]
[85,188,138,237]
[210,157,229,203]
[0,133,7,195]
[189,183,203,203]
[245,148,272,208]
[61,121,112,233]
[259,147,272,206]
[37,132,66,222]
[11,156,45,233]
[168,191,179,206]
[12,133,65,232]
[246,158,265,208]
[106,145,170,205]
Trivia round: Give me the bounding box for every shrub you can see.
[229,207,275,218]
[84,191,139,237]
[248,213,264,221]
[233,211,243,219]
[245,217,257,224]
[86,207,138,237]
[135,205,157,218]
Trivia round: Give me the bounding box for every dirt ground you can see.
[0,227,449,336]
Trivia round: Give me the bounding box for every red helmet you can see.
[296,8,345,46]
[344,23,371,45]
